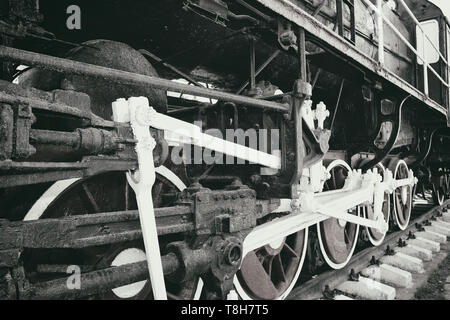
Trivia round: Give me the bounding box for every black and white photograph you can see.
[1,0,450,311]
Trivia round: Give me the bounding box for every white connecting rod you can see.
[113,97,167,300]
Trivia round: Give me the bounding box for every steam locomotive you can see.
[0,0,449,300]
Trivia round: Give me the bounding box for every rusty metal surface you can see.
[0,90,91,121]
[0,158,138,188]
[0,207,193,264]
[25,256,179,300]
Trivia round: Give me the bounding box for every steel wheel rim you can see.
[392,160,412,230]
[365,163,390,246]
[234,228,308,300]
[445,174,450,198]
[22,167,201,300]
[317,160,360,269]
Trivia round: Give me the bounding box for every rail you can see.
[360,0,449,99]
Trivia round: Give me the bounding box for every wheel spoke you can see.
[125,181,130,211]
[152,181,164,207]
[395,191,402,205]
[395,194,404,219]
[263,255,274,278]
[239,251,278,298]
[344,227,350,245]
[331,169,337,189]
[273,254,286,283]
[81,184,100,213]
[283,243,299,258]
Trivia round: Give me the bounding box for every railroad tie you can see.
[426,223,450,237]
[360,264,413,288]
[333,295,354,300]
[379,252,424,274]
[433,219,450,229]
[396,244,433,262]
[441,211,450,223]
[409,237,441,253]
[420,229,447,244]
[336,276,396,300]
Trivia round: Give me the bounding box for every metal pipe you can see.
[376,0,384,66]
[234,0,274,23]
[423,32,429,96]
[139,49,203,88]
[249,38,256,90]
[298,28,307,81]
[0,46,290,113]
[29,254,179,300]
[311,68,321,89]
[331,78,345,129]
[312,0,327,18]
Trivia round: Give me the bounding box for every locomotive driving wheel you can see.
[431,168,446,206]
[234,227,308,300]
[364,163,390,246]
[22,168,202,300]
[317,160,360,269]
[390,160,413,230]
[432,184,445,206]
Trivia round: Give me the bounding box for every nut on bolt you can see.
[369,255,380,266]
[385,245,395,256]
[224,242,242,266]
[407,231,416,240]
[349,269,359,281]
[398,238,407,247]
[415,223,425,232]
[323,285,337,300]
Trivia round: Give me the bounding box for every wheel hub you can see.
[267,237,286,251]
[338,217,347,228]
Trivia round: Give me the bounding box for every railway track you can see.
[288,197,450,300]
